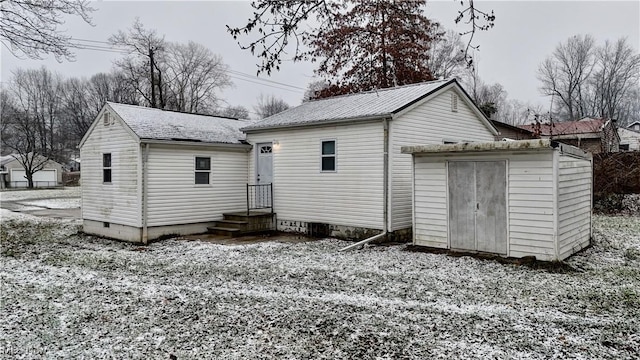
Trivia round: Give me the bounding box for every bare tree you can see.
[254,94,289,119]
[302,80,330,102]
[537,34,596,121]
[461,65,506,118]
[1,89,52,188]
[0,0,94,60]
[427,26,467,79]
[109,18,166,108]
[163,41,231,113]
[590,38,640,122]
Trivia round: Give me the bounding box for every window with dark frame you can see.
[103,153,112,183]
[195,156,211,184]
[321,140,336,172]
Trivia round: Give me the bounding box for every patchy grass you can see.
[1,215,639,359]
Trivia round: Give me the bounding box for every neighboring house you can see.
[519,117,620,154]
[66,157,81,172]
[242,78,499,240]
[0,154,63,188]
[490,120,535,140]
[79,103,250,243]
[619,127,640,151]
[403,140,592,261]
[628,121,640,132]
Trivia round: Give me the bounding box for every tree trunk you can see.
[149,48,156,108]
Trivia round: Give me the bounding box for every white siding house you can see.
[0,154,63,188]
[242,79,498,240]
[618,127,640,151]
[79,103,250,243]
[403,140,592,261]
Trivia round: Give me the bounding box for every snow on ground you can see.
[18,198,80,209]
[0,187,80,202]
[1,215,639,359]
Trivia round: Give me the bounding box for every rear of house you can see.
[403,140,592,261]
[80,103,249,243]
[243,79,498,240]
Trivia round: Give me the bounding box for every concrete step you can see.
[207,226,241,237]
[214,220,249,232]
[223,212,274,222]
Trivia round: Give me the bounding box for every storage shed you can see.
[402,140,592,261]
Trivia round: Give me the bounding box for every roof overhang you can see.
[139,138,251,150]
[242,115,388,133]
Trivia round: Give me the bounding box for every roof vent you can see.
[103,112,111,126]
[451,93,458,112]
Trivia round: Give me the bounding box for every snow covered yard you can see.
[1,213,639,359]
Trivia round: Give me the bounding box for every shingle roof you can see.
[242,79,453,131]
[520,118,606,136]
[108,102,248,144]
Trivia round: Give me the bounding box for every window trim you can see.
[320,139,337,173]
[194,156,211,185]
[102,153,112,184]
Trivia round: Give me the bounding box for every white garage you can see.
[402,139,592,261]
[10,169,58,188]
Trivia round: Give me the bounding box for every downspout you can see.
[340,117,390,251]
[141,143,150,244]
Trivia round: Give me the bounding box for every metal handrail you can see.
[247,183,273,215]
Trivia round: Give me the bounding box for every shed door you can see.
[448,161,507,254]
[256,143,273,185]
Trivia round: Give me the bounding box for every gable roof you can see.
[242,79,474,132]
[519,117,607,136]
[0,154,16,166]
[106,102,248,144]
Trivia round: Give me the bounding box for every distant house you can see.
[618,127,640,151]
[628,121,640,132]
[0,154,63,188]
[490,120,535,140]
[79,103,250,243]
[519,117,620,154]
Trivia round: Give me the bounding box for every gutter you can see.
[339,117,390,251]
[140,139,251,150]
[242,114,389,133]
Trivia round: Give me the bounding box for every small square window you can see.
[321,140,336,172]
[195,156,211,184]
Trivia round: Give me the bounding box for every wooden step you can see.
[207,226,241,237]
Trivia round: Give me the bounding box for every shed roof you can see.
[401,139,590,159]
[242,79,454,131]
[108,102,248,144]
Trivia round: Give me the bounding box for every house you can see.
[628,121,640,132]
[402,139,592,261]
[79,103,251,243]
[490,120,535,140]
[519,117,620,153]
[242,78,499,241]
[618,127,640,151]
[0,153,63,188]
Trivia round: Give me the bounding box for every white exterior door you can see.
[256,143,273,185]
[448,161,507,254]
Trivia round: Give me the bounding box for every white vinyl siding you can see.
[507,153,556,260]
[390,87,495,231]
[80,109,141,227]
[557,154,592,260]
[247,121,384,229]
[413,159,447,247]
[146,145,247,227]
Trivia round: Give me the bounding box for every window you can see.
[103,112,111,126]
[103,153,112,183]
[321,140,336,172]
[620,144,630,151]
[195,156,211,184]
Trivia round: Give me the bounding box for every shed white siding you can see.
[246,121,385,229]
[413,159,448,247]
[557,154,592,260]
[145,145,248,227]
[80,109,141,227]
[390,88,495,231]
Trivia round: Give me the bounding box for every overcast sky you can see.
[1,1,638,118]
